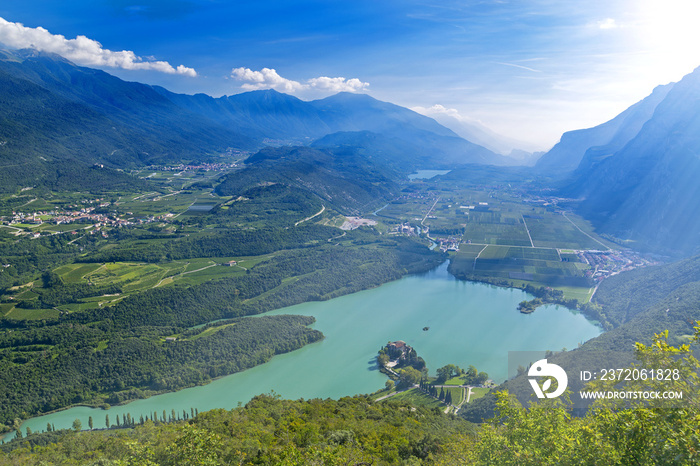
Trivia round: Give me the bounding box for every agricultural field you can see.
[377,182,615,301]
[114,190,224,218]
[0,255,263,320]
[373,196,437,223]
[524,213,610,250]
[451,244,591,291]
[388,388,444,409]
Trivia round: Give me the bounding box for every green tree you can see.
[436,364,460,384]
[72,418,82,432]
[396,367,422,389]
[41,270,63,288]
[88,416,93,429]
[164,425,223,465]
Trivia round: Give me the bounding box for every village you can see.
[578,249,656,281]
[0,200,168,239]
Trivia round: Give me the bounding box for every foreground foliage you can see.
[0,395,472,465]
[441,323,700,465]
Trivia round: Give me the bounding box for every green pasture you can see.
[388,388,444,409]
[444,376,466,386]
[468,387,490,402]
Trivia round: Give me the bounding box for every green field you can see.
[2,253,267,320]
[0,303,14,317]
[445,386,465,405]
[54,263,104,284]
[523,214,606,249]
[450,244,592,290]
[6,307,60,320]
[444,376,466,386]
[468,387,490,402]
[388,388,444,409]
[114,190,225,218]
[558,285,596,302]
[373,196,437,223]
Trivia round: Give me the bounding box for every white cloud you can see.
[231,67,368,95]
[230,67,304,92]
[307,76,369,93]
[0,17,197,76]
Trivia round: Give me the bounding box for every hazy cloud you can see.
[0,17,197,76]
[411,104,480,124]
[231,67,368,95]
[597,18,618,30]
[496,62,542,73]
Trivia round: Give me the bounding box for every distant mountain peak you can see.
[535,82,674,174]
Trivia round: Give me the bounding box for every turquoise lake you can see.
[408,170,451,180]
[12,263,601,434]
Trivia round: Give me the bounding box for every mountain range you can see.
[2,48,699,256]
[535,66,700,257]
[0,49,521,192]
[415,107,544,164]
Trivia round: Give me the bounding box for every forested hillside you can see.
[215,146,401,214]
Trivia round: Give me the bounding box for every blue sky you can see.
[1,0,700,149]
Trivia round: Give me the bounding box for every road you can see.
[154,262,218,287]
[421,197,440,225]
[521,214,535,247]
[295,205,325,226]
[562,212,611,251]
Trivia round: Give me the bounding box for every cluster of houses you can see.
[434,236,461,252]
[1,203,175,239]
[578,249,654,280]
[2,207,129,230]
[144,161,240,172]
[392,223,417,236]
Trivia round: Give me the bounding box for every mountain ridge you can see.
[0,48,518,191]
[535,83,673,174]
[562,66,700,256]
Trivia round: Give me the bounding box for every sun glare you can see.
[635,0,700,78]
